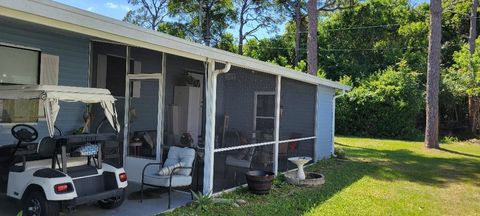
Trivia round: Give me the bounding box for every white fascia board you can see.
[0,0,351,91]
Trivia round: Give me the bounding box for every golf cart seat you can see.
[37,137,57,158]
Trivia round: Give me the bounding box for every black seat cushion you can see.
[67,165,98,178]
[33,168,66,178]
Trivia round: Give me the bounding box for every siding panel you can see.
[315,85,334,160]
[0,18,90,144]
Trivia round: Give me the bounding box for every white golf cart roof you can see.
[0,85,120,137]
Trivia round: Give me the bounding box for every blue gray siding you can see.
[315,85,335,160]
[217,67,276,137]
[0,18,90,144]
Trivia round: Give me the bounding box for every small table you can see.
[129,141,143,156]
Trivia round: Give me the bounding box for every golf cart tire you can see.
[97,188,125,209]
[22,190,59,216]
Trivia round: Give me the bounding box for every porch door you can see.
[123,73,164,182]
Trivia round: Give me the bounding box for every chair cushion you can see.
[143,173,192,187]
[158,162,184,176]
[225,155,252,168]
[164,146,195,176]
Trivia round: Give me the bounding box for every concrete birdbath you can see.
[285,156,325,186]
[287,156,311,180]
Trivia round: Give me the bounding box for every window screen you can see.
[0,99,39,123]
[0,45,40,85]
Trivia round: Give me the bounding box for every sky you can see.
[53,0,430,40]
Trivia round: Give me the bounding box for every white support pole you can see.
[203,59,217,195]
[314,85,320,162]
[156,53,166,162]
[273,75,281,175]
[122,46,131,164]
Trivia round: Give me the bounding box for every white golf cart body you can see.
[0,85,127,211]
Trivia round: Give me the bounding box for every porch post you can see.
[273,75,282,175]
[156,53,166,162]
[203,59,217,195]
[122,46,131,164]
[314,85,321,162]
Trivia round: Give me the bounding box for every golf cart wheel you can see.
[22,190,59,216]
[98,189,125,209]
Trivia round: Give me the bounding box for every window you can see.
[0,44,40,85]
[254,92,276,141]
[0,44,41,123]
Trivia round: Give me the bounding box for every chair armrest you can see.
[142,163,163,177]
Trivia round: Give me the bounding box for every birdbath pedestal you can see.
[288,156,312,180]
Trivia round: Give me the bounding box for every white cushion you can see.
[143,173,192,187]
[164,146,195,176]
[158,162,184,176]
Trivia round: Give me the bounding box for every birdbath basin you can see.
[288,156,312,180]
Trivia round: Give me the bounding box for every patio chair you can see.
[141,146,196,209]
[223,131,255,183]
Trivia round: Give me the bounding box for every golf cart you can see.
[0,85,127,216]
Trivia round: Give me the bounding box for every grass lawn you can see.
[169,137,480,216]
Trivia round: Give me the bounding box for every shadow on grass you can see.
[439,147,480,159]
[170,141,480,216]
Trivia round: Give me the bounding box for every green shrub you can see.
[334,148,346,159]
[441,136,460,144]
[336,61,424,139]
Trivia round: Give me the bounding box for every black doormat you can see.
[128,188,169,200]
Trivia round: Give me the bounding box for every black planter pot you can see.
[245,170,274,195]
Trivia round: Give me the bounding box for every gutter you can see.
[214,62,232,74]
[331,90,346,157]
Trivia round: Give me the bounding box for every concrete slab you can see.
[0,182,191,216]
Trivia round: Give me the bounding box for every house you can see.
[0,0,350,200]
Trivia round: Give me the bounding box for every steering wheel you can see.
[11,124,38,143]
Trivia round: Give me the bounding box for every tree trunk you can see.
[238,35,244,55]
[469,0,478,54]
[238,0,247,55]
[425,0,442,149]
[469,96,480,134]
[468,0,479,134]
[294,1,302,66]
[307,0,318,75]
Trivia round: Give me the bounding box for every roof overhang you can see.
[0,0,351,91]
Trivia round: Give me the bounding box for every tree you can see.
[168,0,236,46]
[307,0,318,75]
[236,0,280,55]
[336,61,424,139]
[316,0,427,80]
[214,32,237,52]
[275,0,306,66]
[123,0,169,30]
[157,22,188,39]
[307,0,355,75]
[468,0,479,134]
[425,0,442,149]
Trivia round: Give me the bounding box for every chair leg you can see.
[168,186,171,209]
[140,183,144,203]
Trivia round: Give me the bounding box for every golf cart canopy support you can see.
[0,85,120,136]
